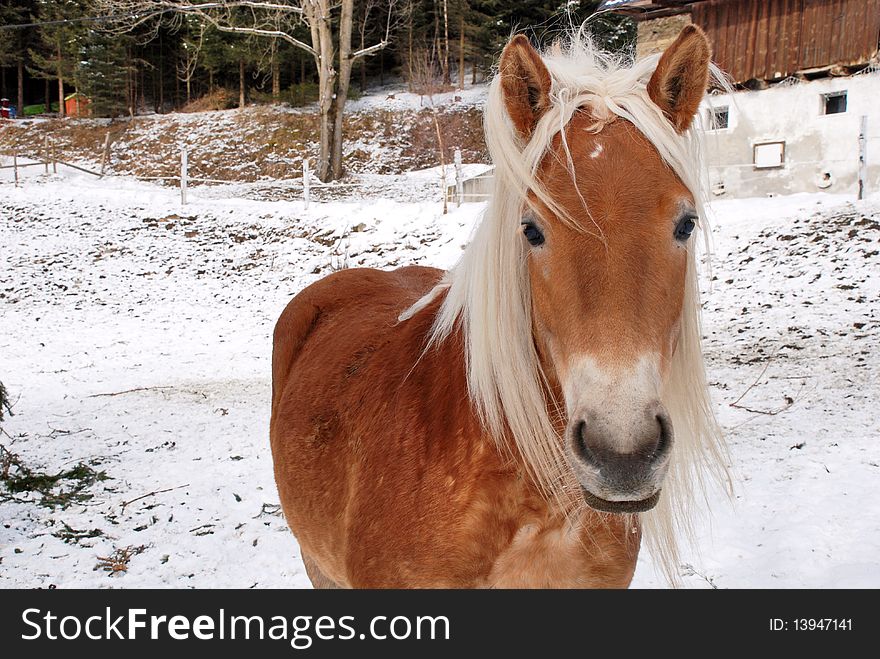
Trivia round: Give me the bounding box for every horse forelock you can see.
[402,31,731,584]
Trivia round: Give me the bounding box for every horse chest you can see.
[481,516,641,589]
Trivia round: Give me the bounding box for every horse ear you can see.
[499,35,552,140]
[647,25,711,133]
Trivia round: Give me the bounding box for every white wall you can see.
[700,71,880,198]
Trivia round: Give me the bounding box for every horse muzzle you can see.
[565,405,673,514]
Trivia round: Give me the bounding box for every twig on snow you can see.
[729,345,802,415]
[121,484,190,511]
[87,386,174,398]
[729,350,777,408]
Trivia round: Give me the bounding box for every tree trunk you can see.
[175,57,180,108]
[56,43,65,118]
[17,61,24,116]
[317,93,333,181]
[407,14,413,91]
[433,1,441,82]
[44,78,50,113]
[311,0,337,181]
[327,100,341,181]
[158,39,165,113]
[272,51,280,100]
[442,0,450,85]
[329,0,357,181]
[132,63,138,116]
[128,51,135,115]
[239,58,246,108]
[1,66,6,99]
[58,75,65,117]
[459,14,465,90]
[330,91,346,180]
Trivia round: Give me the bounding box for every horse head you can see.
[494,26,714,513]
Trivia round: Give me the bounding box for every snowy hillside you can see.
[0,85,490,185]
[1,170,878,588]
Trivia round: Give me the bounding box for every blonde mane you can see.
[401,32,731,584]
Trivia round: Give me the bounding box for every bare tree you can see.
[409,46,448,213]
[177,23,206,105]
[94,0,399,181]
[357,0,379,92]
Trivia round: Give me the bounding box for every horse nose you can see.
[571,406,673,483]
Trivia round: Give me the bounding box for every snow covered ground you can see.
[1,167,878,588]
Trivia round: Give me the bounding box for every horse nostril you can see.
[573,420,595,464]
[652,413,673,460]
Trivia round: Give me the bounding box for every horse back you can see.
[270,265,440,412]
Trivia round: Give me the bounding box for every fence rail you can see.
[4,132,486,210]
[2,153,100,180]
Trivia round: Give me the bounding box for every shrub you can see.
[180,88,237,113]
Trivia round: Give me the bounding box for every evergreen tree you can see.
[467,0,634,61]
[0,0,36,113]
[198,26,233,95]
[27,0,89,116]
[80,30,132,117]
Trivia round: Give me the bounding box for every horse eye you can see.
[675,214,697,241]
[522,222,545,247]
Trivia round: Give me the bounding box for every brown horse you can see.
[270,25,730,588]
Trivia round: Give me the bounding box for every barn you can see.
[601,0,880,197]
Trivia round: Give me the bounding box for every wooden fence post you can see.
[43,136,49,174]
[180,148,188,206]
[100,132,112,178]
[454,148,463,208]
[858,115,868,201]
[52,144,57,174]
[303,159,310,210]
[13,151,18,187]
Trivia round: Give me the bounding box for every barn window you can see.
[708,106,729,130]
[754,141,785,169]
[823,91,847,115]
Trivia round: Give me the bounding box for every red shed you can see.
[64,93,91,118]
